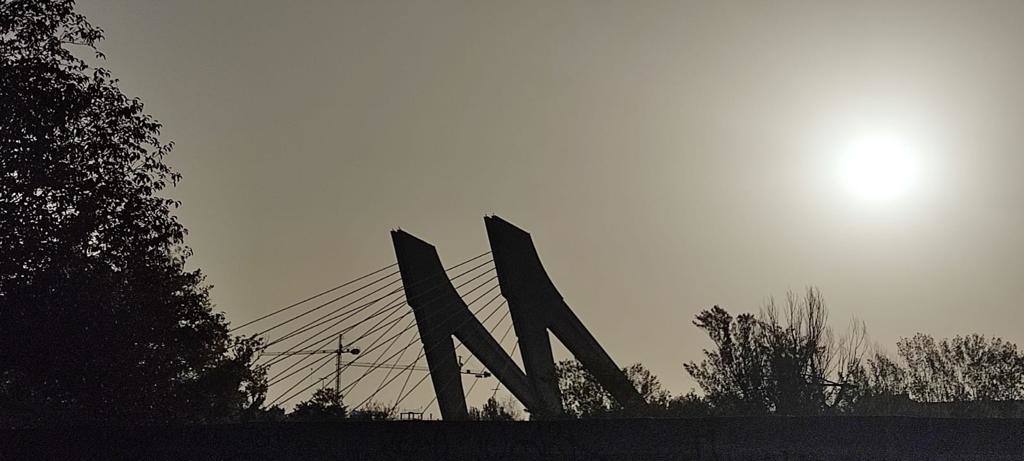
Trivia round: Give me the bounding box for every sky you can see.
[76,0,1024,412]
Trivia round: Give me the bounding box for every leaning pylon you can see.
[391,230,540,420]
[485,215,645,415]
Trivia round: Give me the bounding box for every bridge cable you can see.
[461,311,510,407]
[255,275,402,338]
[490,314,517,399]
[264,283,404,345]
[269,269,495,379]
[229,262,399,332]
[416,299,507,413]
[262,262,495,375]
[340,280,501,399]
[261,288,409,374]
[265,294,408,384]
[384,295,506,413]
[260,257,493,374]
[244,250,489,337]
[392,342,423,412]
[464,375,482,400]
[373,316,420,396]
[264,258,493,350]
[266,258,497,407]
[269,299,424,404]
[262,288,406,367]
[433,304,512,411]
[272,277,500,407]
[269,354,337,406]
[368,315,422,397]
[290,281,502,410]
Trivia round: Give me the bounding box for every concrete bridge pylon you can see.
[485,215,644,416]
[391,216,644,420]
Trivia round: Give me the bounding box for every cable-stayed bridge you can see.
[231,215,642,420]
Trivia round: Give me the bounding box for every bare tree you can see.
[685,287,869,415]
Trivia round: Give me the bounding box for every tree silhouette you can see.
[0,0,265,424]
[555,359,672,418]
[897,333,1024,402]
[684,288,868,415]
[666,391,713,417]
[348,401,396,421]
[682,306,773,414]
[469,396,522,421]
[290,388,347,421]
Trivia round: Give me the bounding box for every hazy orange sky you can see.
[77,0,1024,410]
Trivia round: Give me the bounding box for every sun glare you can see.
[839,134,921,201]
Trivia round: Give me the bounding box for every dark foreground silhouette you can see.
[3,417,1022,460]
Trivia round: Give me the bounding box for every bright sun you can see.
[839,134,921,201]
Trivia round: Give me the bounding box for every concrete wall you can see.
[3,417,1023,460]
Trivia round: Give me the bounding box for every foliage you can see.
[556,359,612,418]
[684,287,1024,416]
[666,391,713,417]
[624,363,673,410]
[288,393,397,421]
[684,288,869,415]
[682,306,772,414]
[469,396,522,421]
[349,400,396,421]
[840,334,1024,415]
[0,0,266,424]
[556,359,673,418]
[865,351,909,397]
[897,333,1024,402]
[290,388,347,421]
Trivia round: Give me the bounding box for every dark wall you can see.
[2,417,1022,460]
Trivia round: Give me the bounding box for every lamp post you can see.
[334,334,360,403]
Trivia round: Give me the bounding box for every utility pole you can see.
[331,334,360,406]
[263,336,360,406]
[335,334,343,402]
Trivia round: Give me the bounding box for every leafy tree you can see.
[555,359,672,418]
[865,350,908,397]
[556,359,614,418]
[684,288,868,415]
[469,396,522,421]
[838,350,913,415]
[349,400,396,421]
[0,0,265,424]
[683,306,772,414]
[666,391,713,417]
[845,334,1024,415]
[897,333,1024,402]
[289,388,347,421]
[684,289,1024,417]
[625,363,673,410]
